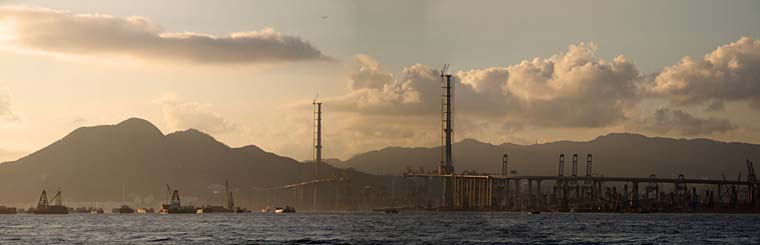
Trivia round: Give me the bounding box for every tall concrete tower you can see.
[439,64,454,175]
[313,100,322,210]
[439,64,455,208]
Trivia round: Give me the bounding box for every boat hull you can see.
[33,206,69,214]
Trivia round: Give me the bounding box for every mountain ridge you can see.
[337,132,760,179]
[0,118,385,208]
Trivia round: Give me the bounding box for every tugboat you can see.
[0,206,17,214]
[33,189,69,214]
[274,206,296,213]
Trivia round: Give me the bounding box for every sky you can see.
[0,0,759,162]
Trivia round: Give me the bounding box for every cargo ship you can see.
[33,189,69,214]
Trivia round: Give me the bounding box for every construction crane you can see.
[166,184,171,204]
[226,180,235,210]
[748,159,757,183]
[51,188,63,206]
[38,190,49,208]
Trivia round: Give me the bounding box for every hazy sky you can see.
[1,0,759,162]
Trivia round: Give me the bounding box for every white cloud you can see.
[154,93,237,134]
[327,42,642,129]
[0,6,329,64]
[349,54,394,90]
[649,37,760,110]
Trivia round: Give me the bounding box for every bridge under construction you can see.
[404,64,760,213]
[404,155,760,212]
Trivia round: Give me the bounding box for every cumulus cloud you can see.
[642,108,736,135]
[0,6,329,64]
[505,43,641,127]
[649,37,760,109]
[350,54,394,90]
[328,42,642,129]
[0,88,19,122]
[154,93,237,134]
[327,60,441,115]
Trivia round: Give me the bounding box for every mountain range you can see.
[0,118,383,207]
[334,133,760,180]
[1,117,758,208]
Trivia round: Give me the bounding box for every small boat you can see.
[260,206,271,213]
[89,206,104,214]
[0,206,17,214]
[115,184,135,213]
[115,205,135,214]
[136,208,155,214]
[529,210,541,214]
[274,206,295,213]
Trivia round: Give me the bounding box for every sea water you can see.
[1,212,759,244]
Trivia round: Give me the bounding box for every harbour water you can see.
[1,212,759,244]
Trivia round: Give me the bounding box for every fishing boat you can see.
[33,189,69,214]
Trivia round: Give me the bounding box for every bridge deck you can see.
[404,173,753,186]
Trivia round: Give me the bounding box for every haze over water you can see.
[1,212,759,244]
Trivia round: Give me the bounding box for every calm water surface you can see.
[1,212,759,244]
